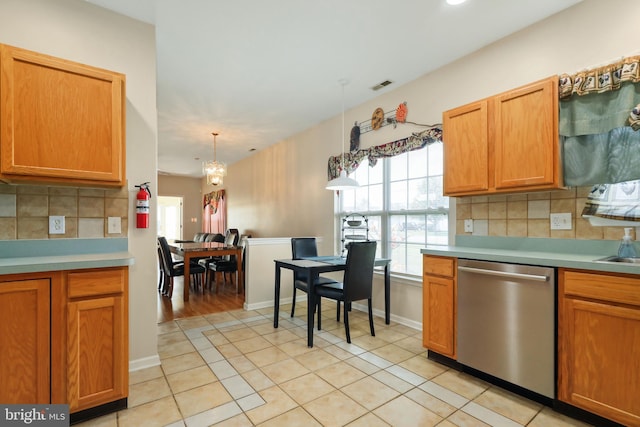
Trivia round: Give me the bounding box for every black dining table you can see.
[273,255,391,347]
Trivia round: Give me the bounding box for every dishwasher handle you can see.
[458,266,549,282]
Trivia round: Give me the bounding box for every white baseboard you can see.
[129,354,161,372]
[350,302,422,331]
[246,296,421,332]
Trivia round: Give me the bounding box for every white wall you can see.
[0,0,159,368]
[226,0,640,326]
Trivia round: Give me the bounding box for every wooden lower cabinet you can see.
[558,269,640,427]
[0,276,51,404]
[64,267,129,413]
[0,267,128,414]
[422,255,456,358]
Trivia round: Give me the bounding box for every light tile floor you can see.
[77,303,594,427]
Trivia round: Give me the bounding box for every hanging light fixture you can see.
[203,132,227,186]
[326,80,359,191]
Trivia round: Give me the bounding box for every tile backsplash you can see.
[0,183,128,240]
[456,186,637,241]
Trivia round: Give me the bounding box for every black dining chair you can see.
[205,233,224,243]
[314,241,377,343]
[207,236,246,293]
[290,237,341,318]
[203,229,239,288]
[157,236,206,297]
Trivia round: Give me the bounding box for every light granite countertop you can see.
[421,236,640,276]
[0,238,134,275]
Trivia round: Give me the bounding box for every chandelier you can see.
[203,132,227,186]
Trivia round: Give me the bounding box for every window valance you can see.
[559,56,640,187]
[559,56,640,224]
[559,56,640,100]
[327,127,442,180]
[203,189,225,212]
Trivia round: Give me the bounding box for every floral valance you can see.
[203,189,225,212]
[327,127,442,180]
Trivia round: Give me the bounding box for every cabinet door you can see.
[443,100,489,195]
[559,297,640,426]
[67,295,127,412]
[423,275,456,358]
[0,279,50,403]
[494,77,559,190]
[0,44,125,186]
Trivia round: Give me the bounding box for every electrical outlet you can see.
[550,213,572,230]
[49,216,65,234]
[108,217,121,234]
[464,219,473,233]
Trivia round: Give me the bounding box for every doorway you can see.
[157,196,182,240]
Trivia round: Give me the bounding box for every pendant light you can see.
[203,132,227,186]
[326,80,359,191]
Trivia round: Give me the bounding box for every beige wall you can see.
[158,174,204,240]
[0,0,159,367]
[226,0,640,325]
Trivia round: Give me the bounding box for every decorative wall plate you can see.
[371,107,384,130]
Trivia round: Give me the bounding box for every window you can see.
[337,142,449,276]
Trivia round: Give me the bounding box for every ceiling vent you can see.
[371,80,393,91]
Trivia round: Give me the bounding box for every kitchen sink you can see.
[594,255,640,264]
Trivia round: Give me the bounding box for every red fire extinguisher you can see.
[135,182,151,228]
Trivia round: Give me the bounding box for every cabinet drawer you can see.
[562,270,640,307]
[67,268,125,299]
[423,256,455,278]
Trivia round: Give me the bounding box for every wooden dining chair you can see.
[314,241,377,343]
[290,237,341,318]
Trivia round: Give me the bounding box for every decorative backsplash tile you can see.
[456,186,637,241]
[0,183,128,240]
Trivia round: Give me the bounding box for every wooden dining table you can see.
[167,240,243,301]
[273,255,391,347]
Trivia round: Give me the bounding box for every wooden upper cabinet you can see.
[0,44,126,186]
[443,76,561,196]
[443,100,490,194]
[494,77,559,190]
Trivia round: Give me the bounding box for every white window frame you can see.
[336,143,451,277]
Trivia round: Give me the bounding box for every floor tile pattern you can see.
[77,304,594,427]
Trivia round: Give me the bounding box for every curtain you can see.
[559,56,640,186]
[582,180,640,225]
[327,127,442,180]
[559,56,640,223]
[202,190,226,234]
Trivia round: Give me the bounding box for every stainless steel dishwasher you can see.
[457,259,555,398]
